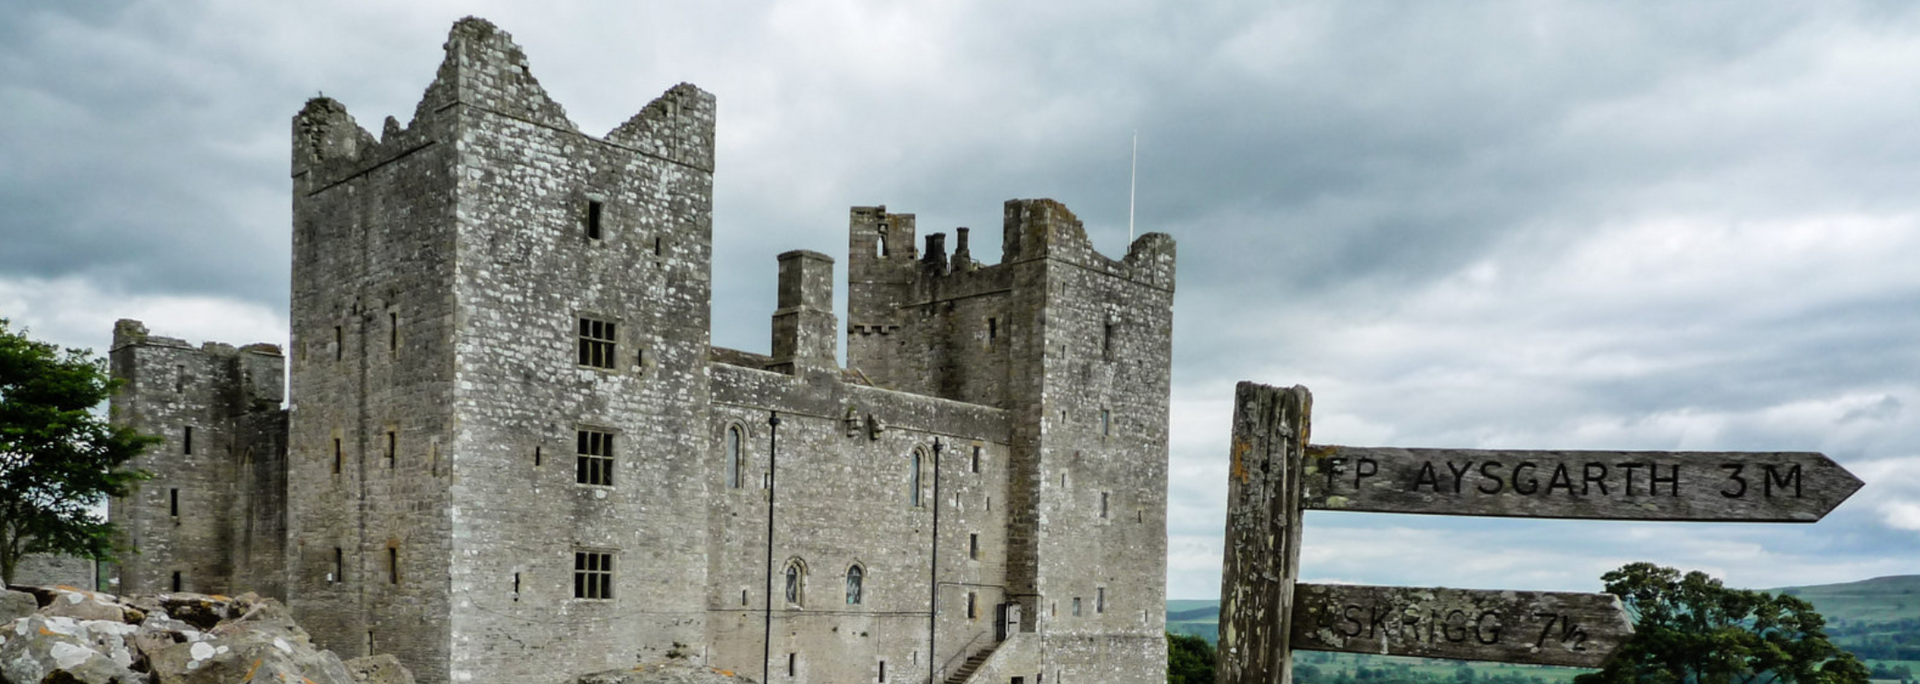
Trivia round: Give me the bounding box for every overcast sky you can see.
[4,0,1917,601]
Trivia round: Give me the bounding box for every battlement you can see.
[292,17,715,193]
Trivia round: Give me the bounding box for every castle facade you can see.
[105,18,1174,684]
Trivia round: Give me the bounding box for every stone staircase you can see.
[942,642,1001,684]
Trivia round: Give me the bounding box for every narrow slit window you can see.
[987,317,999,345]
[387,547,398,584]
[969,533,979,560]
[726,426,743,489]
[585,200,604,240]
[574,551,613,599]
[513,573,521,600]
[1101,409,1111,436]
[908,452,922,507]
[578,317,617,369]
[845,565,863,605]
[653,236,662,256]
[967,591,977,619]
[385,430,396,469]
[332,438,343,475]
[1072,597,1082,616]
[534,446,543,467]
[389,312,398,353]
[879,661,886,682]
[971,446,981,473]
[168,488,180,517]
[171,572,182,592]
[334,326,343,361]
[576,429,614,486]
[1098,587,1107,613]
[1100,492,1109,519]
[183,426,193,454]
[174,364,186,393]
[1103,321,1115,357]
[332,547,343,584]
[741,590,748,606]
[787,653,796,677]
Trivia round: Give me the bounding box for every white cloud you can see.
[0,276,285,355]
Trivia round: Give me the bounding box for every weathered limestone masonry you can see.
[105,16,1176,684]
[106,319,287,599]
[844,200,1178,682]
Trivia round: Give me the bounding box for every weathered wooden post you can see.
[1217,382,1311,684]
[1213,375,1865,680]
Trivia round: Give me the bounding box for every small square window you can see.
[574,551,614,599]
[577,429,615,486]
[578,317,617,369]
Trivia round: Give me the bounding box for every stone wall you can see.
[435,18,719,684]
[286,36,464,682]
[107,319,285,599]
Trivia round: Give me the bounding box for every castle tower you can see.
[287,19,717,684]
[107,319,287,598]
[844,200,1178,682]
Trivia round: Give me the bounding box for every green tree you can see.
[0,319,154,584]
[1574,563,1869,684]
[1168,631,1216,684]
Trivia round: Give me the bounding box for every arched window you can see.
[784,559,807,606]
[726,425,743,489]
[846,565,864,605]
[909,450,923,507]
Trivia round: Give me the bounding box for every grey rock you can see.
[0,614,145,684]
[36,587,131,623]
[344,654,414,684]
[148,629,353,684]
[0,589,37,623]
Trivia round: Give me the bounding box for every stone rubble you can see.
[0,586,397,684]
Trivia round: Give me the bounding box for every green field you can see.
[1170,574,1920,679]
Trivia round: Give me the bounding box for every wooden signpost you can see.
[1289,584,1632,668]
[1304,446,1862,522]
[1216,382,1867,684]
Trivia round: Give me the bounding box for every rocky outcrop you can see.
[0,586,408,684]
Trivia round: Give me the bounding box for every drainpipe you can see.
[928,438,943,684]
[763,412,781,684]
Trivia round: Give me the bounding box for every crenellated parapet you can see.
[293,17,715,196]
[1001,199,1176,292]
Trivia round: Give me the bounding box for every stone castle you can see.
[101,17,1174,684]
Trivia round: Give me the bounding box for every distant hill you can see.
[1773,575,1920,624]
[1169,574,1920,664]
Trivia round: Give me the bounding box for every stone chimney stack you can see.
[770,250,838,375]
